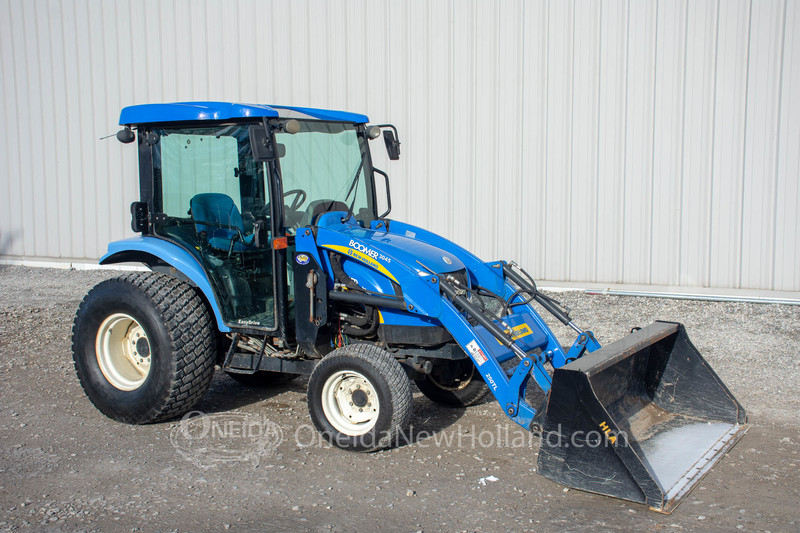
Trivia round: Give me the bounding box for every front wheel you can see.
[307,344,412,452]
[72,272,216,424]
[415,358,488,407]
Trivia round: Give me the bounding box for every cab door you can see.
[150,124,278,331]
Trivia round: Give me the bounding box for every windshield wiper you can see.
[342,161,364,223]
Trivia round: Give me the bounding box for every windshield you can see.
[276,121,373,232]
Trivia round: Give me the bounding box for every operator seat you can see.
[190,193,254,252]
[300,199,350,227]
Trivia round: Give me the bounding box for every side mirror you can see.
[383,130,401,160]
[249,125,276,161]
[117,127,135,144]
[375,124,401,160]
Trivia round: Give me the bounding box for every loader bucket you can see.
[536,321,747,513]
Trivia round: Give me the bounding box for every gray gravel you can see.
[0,265,798,532]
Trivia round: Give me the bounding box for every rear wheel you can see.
[72,272,216,424]
[307,344,412,452]
[415,358,488,407]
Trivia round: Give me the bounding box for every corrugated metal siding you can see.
[0,0,798,292]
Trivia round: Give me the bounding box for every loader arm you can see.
[301,215,601,429]
[303,215,747,512]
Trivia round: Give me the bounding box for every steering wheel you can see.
[258,189,307,217]
[283,189,307,212]
[278,189,308,233]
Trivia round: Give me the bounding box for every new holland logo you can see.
[509,323,532,340]
[495,323,533,344]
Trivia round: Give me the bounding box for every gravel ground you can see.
[0,265,798,532]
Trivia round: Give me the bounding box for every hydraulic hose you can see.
[440,277,527,360]
[503,264,572,326]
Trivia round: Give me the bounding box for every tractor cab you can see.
[114,103,395,338]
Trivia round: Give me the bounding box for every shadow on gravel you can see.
[399,367,552,449]
[404,397,470,447]
[188,373,302,415]
[182,367,551,451]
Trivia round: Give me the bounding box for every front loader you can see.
[72,102,747,512]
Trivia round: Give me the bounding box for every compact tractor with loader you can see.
[73,102,747,512]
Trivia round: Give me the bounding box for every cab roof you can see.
[119,102,369,126]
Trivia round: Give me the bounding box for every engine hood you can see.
[314,217,466,276]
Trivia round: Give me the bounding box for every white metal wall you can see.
[1,0,798,292]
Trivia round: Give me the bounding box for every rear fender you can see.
[100,237,229,332]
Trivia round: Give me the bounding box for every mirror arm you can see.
[374,124,400,141]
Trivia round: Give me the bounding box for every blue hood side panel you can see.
[309,221,445,319]
[316,215,467,275]
[376,220,505,293]
[378,308,445,327]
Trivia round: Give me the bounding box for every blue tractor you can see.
[73,102,747,512]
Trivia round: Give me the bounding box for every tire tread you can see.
[72,272,216,423]
[308,343,412,451]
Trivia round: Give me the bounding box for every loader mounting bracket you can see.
[564,331,601,362]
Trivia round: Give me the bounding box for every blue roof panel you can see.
[270,105,369,124]
[119,102,368,125]
[119,102,278,124]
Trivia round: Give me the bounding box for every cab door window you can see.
[152,125,276,330]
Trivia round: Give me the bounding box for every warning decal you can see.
[466,340,489,366]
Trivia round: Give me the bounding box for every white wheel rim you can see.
[95,313,152,391]
[321,370,380,436]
